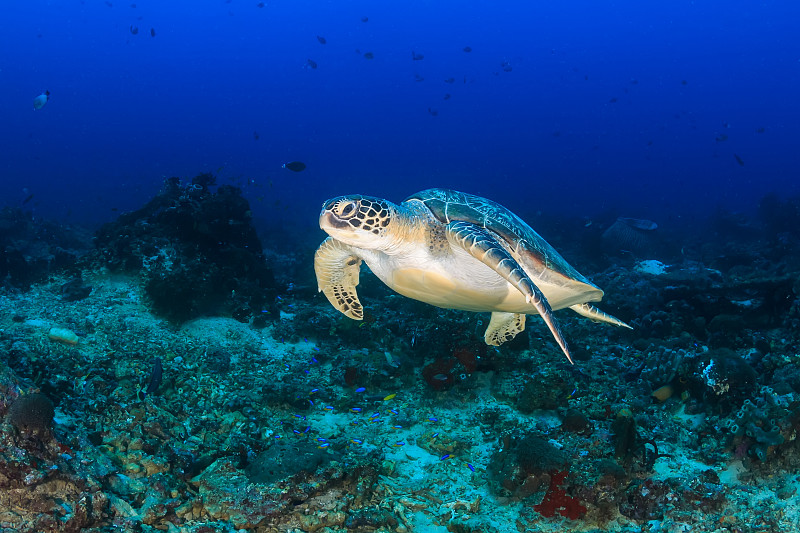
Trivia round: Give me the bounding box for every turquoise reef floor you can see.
[1,257,799,532]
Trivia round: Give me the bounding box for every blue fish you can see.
[33,91,50,110]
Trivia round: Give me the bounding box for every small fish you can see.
[22,193,35,205]
[363,52,374,60]
[361,16,368,22]
[257,2,265,7]
[351,407,362,413]
[323,405,334,411]
[282,161,306,172]
[440,454,450,461]
[306,58,318,69]
[33,91,50,110]
[317,35,326,44]
[150,27,156,37]
[566,387,578,399]
[466,462,475,472]
[355,387,366,393]
[608,97,618,103]
[383,393,396,401]
[253,131,260,140]
[432,373,448,381]
[130,25,139,35]
[443,93,451,100]
[715,133,728,142]
[143,357,162,398]
[310,388,319,395]
[734,154,745,166]
[391,441,405,447]
[351,438,363,444]
[414,74,424,82]
[444,78,455,84]
[392,425,402,429]
[412,51,424,60]
[681,79,688,85]
[427,107,438,116]
[427,417,438,422]
[318,442,330,448]
[463,46,472,52]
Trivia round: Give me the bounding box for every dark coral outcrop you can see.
[94,175,276,323]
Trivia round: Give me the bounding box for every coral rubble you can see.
[1,188,800,531]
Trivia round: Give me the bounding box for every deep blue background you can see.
[3,0,799,231]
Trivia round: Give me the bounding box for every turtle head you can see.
[319,195,398,249]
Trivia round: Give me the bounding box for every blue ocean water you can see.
[5,3,800,531]
[2,0,799,229]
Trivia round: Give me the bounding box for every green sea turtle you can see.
[314,188,631,363]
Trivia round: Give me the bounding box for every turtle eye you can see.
[339,202,356,218]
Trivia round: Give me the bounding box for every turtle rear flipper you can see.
[485,312,526,346]
[570,303,632,329]
[314,237,364,320]
[446,221,573,363]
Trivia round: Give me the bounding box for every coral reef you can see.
[94,175,276,323]
[0,207,91,289]
[1,191,800,531]
[601,216,659,256]
[8,392,54,434]
[725,386,791,461]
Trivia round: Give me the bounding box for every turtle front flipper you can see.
[446,221,574,363]
[485,312,527,346]
[314,237,364,320]
[570,303,632,329]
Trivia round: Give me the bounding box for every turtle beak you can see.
[319,209,333,231]
[319,209,349,232]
